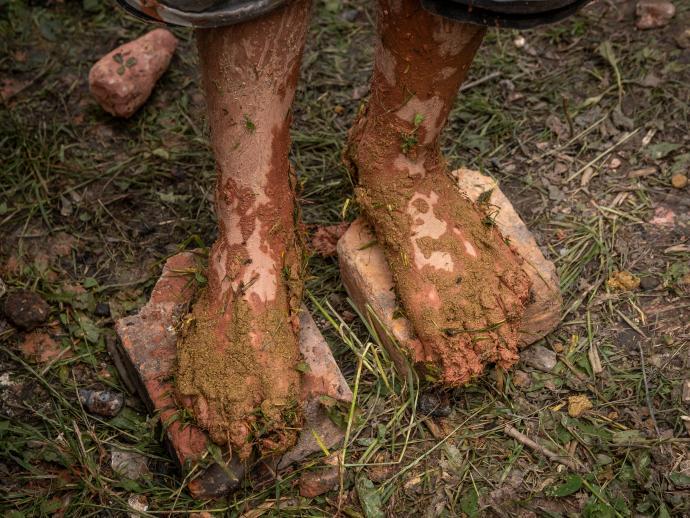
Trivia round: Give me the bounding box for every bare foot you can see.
[346,0,531,386]
[350,141,530,385]
[176,0,311,460]
[175,221,305,460]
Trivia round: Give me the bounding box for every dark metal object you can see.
[116,0,288,28]
[421,0,591,28]
[117,0,588,29]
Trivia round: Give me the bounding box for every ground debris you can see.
[20,332,70,363]
[520,345,557,372]
[3,291,50,330]
[640,276,660,290]
[310,222,350,257]
[606,270,640,291]
[671,173,688,189]
[682,380,690,404]
[127,494,149,517]
[568,394,593,418]
[79,388,124,417]
[512,369,531,388]
[417,391,451,417]
[636,0,676,29]
[299,454,340,497]
[112,447,150,480]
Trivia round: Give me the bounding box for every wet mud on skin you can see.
[347,0,531,386]
[175,0,311,460]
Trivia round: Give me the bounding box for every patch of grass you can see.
[2,0,690,515]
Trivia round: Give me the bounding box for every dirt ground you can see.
[1,0,689,516]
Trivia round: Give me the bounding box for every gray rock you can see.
[640,276,660,291]
[79,388,124,417]
[111,447,149,480]
[520,345,558,372]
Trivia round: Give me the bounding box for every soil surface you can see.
[1,0,689,515]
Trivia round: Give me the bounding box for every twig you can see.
[503,424,584,472]
[460,71,501,92]
[566,128,640,183]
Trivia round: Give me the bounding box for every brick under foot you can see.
[112,251,351,499]
[337,168,562,376]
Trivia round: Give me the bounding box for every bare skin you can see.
[347,0,531,386]
[175,0,311,460]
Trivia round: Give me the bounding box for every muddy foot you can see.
[348,128,531,386]
[175,236,304,460]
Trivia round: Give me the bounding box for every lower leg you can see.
[176,0,311,460]
[348,0,531,385]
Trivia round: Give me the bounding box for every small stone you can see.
[671,174,688,189]
[20,332,69,363]
[682,380,690,404]
[640,276,660,291]
[418,391,451,417]
[127,494,148,517]
[94,302,111,317]
[607,271,640,291]
[3,291,50,330]
[513,35,526,48]
[568,394,593,417]
[512,369,531,389]
[89,29,178,118]
[79,388,124,417]
[112,447,150,480]
[636,0,676,29]
[299,463,340,497]
[520,345,557,372]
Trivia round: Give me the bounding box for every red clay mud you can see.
[114,252,351,498]
[176,0,312,460]
[338,169,562,379]
[346,0,531,386]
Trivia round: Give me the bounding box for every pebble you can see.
[94,302,111,317]
[89,29,178,118]
[417,391,451,417]
[640,276,660,291]
[671,174,688,189]
[636,0,676,29]
[299,463,340,497]
[520,345,557,373]
[127,494,148,517]
[79,388,124,417]
[512,369,531,389]
[3,291,50,330]
[112,447,150,480]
